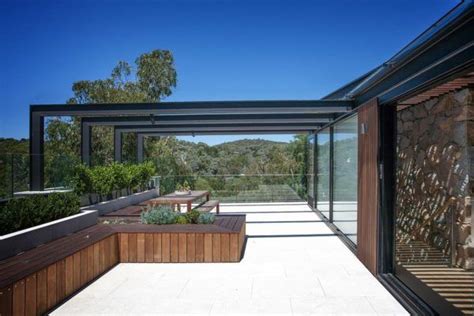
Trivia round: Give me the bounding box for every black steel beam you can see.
[114,123,321,134]
[30,100,353,117]
[81,113,335,126]
[138,131,307,137]
[29,110,44,191]
[378,44,474,104]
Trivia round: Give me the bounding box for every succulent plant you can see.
[140,205,177,225]
[197,212,215,224]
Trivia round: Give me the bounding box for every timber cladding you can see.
[0,234,119,316]
[357,98,380,275]
[0,215,246,316]
[118,216,246,263]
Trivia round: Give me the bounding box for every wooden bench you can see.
[0,225,118,316]
[194,200,220,214]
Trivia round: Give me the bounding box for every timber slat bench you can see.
[0,215,245,315]
[0,225,118,316]
[194,200,220,214]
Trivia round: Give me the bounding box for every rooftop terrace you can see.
[52,203,407,315]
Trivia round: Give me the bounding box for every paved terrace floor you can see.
[53,203,407,315]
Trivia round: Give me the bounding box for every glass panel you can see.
[395,88,474,315]
[307,135,315,204]
[159,174,307,203]
[333,115,358,244]
[316,129,330,219]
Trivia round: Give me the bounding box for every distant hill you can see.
[215,138,287,148]
[0,136,307,200]
[170,138,293,176]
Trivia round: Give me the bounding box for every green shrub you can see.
[69,164,92,196]
[137,161,156,189]
[70,162,156,197]
[185,209,201,224]
[140,205,177,225]
[0,192,80,235]
[90,165,115,197]
[175,215,188,224]
[110,162,127,192]
[197,213,215,224]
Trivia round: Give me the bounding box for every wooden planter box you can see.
[116,215,246,263]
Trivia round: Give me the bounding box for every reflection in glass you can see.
[333,115,358,244]
[394,90,473,315]
[316,129,330,219]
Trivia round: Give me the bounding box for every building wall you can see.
[396,87,473,269]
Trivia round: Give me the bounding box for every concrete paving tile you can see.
[318,275,393,298]
[210,298,292,315]
[52,203,406,315]
[178,277,253,299]
[252,277,325,299]
[291,297,377,315]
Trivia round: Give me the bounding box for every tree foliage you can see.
[46,49,177,168]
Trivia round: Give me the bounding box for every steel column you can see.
[81,121,92,166]
[329,126,334,223]
[29,110,44,190]
[114,127,122,162]
[137,134,145,163]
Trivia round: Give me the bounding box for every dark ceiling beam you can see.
[137,130,309,136]
[81,113,335,126]
[30,100,353,117]
[377,44,474,105]
[114,123,320,133]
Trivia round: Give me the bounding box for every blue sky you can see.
[0,0,457,144]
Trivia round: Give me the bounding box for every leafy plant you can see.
[69,162,156,199]
[185,209,201,224]
[110,162,127,192]
[176,180,191,192]
[90,165,115,197]
[69,164,93,196]
[0,193,80,235]
[140,205,177,225]
[175,215,188,224]
[137,161,156,190]
[197,213,215,224]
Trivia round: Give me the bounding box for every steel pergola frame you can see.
[31,100,352,189]
[80,113,334,164]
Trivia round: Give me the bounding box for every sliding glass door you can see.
[333,115,358,244]
[314,114,358,245]
[316,129,330,219]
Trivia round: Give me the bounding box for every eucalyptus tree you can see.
[45,50,177,185]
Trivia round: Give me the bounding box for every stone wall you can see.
[396,87,473,269]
